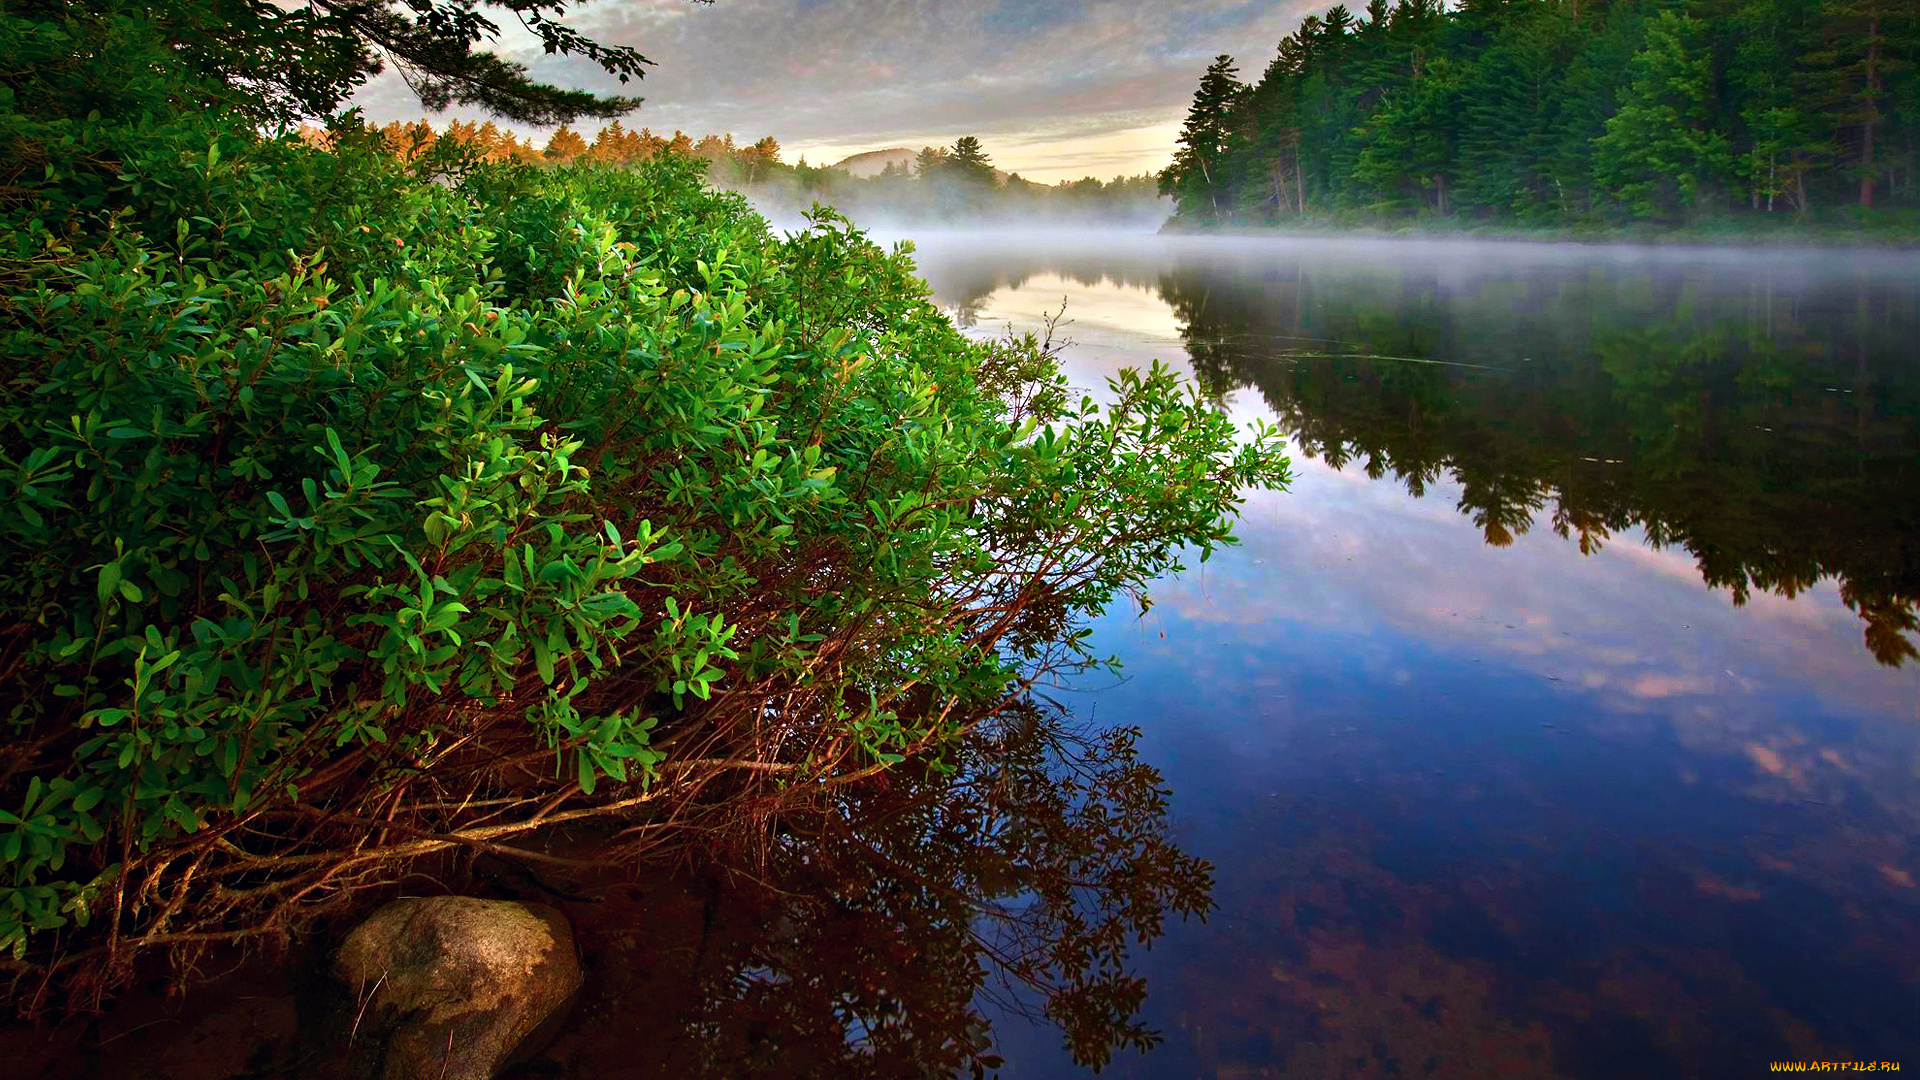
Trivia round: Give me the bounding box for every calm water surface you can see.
[893,231,1920,1078]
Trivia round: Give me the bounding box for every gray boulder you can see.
[334,896,582,1080]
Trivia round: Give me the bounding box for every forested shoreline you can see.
[1160,0,1919,231]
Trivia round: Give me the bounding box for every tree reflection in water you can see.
[529,697,1211,1079]
[911,237,1920,668]
[1162,257,1920,666]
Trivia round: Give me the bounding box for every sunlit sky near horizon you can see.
[348,0,1324,183]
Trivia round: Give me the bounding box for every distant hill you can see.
[828,148,918,178]
[828,147,1014,184]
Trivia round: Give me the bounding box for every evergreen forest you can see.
[1160,0,1920,229]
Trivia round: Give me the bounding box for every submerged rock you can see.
[334,896,581,1080]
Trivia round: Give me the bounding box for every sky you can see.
[348,0,1325,183]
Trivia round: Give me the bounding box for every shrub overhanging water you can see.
[0,103,1290,1006]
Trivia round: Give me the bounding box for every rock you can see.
[334,896,582,1080]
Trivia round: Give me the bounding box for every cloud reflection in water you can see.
[919,233,1920,1078]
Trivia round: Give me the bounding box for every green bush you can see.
[0,105,1289,993]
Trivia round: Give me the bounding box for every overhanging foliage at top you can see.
[3,0,713,126]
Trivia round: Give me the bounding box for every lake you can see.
[883,231,1920,1078]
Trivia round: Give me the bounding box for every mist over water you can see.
[738,181,1174,237]
[885,230,1920,1078]
[892,227,1919,299]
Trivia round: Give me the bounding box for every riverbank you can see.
[1159,212,1920,249]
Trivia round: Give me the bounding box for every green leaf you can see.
[97,561,121,605]
[324,428,351,478]
[533,637,555,685]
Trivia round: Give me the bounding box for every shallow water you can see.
[894,231,1920,1078]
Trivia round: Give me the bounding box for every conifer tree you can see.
[545,124,589,161]
[1317,5,1357,84]
[1800,0,1913,206]
[742,135,782,185]
[1538,0,1644,215]
[1593,11,1734,217]
[1451,4,1576,217]
[915,146,951,177]
[1724,0,1825,210]
[948,136,997,184]
[1161,54,1247,221]
[590,119,633,164]
[1352,56,1462,212]
[474,119,507,160]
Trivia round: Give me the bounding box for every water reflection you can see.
[905,232,1920,669]
[530,700,1211,1078]
[891,232,1920,1078]
[1173,258,1919,668]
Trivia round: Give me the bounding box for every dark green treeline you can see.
[1161,0,1919,226]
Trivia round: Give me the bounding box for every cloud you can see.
[348,0,1326,181]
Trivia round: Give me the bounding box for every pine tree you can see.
[1722,0,1825,211]
[742,136,782,185]
[1539,0,1645,216]
[1159,0,1914,227]
[915,146,950,177]
[1593,11,1734,217]
[589,120,633,164]
[1317,5,1357,84]
[545,124,589,162]
[474,120,507,161]
[1239,35,1310,218]
[1350,0,1404,110]
[1452,3,1577,217]
[1800,0,1913,206]
[947,136,996,184]
[443,118,480,152]
[1352,57,1463,212]
[1161,54,1247,220]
